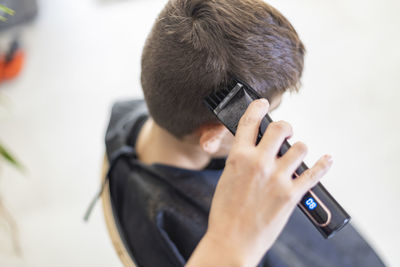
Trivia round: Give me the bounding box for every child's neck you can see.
[136,118,212,170]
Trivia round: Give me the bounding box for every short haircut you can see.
[141,0,305,137]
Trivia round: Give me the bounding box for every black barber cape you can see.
[105,99,385,267]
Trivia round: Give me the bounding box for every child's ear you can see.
[198,124,227,155]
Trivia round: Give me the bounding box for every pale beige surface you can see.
[101,155,135,267]
[0,0,399,266]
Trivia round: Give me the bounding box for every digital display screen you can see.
[305,197,317,210]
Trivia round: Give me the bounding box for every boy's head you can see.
[141,0,305,155]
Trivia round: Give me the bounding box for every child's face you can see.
[211,94,283,157]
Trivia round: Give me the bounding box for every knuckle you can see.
[269,121,282,131]
[274,185,294,203]
[239,114,258,127]
[306,168,318,181]
[271,170,286,181]
[269,121,292,134]
[225,157,239,169]
[245,155,272,177]
[253,160,267,174]
[318,159,330,170]
[227,150,249,166]
[294,141,308,154]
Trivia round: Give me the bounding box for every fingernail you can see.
[260,98,268,104]
[325,155,333,163]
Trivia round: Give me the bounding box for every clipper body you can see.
[204,81,350,238]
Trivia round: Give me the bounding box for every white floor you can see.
[0,0,399,266]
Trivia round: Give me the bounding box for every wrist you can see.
[207,230,249,266]
[187,231,250,267]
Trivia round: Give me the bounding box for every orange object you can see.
[0,55,5,82]
[3,50,24,80]
[0,40,25,84]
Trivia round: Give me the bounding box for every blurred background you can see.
[0,0,398,266]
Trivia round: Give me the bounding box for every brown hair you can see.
[141,0,305,137]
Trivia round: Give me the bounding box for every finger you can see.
[258,120,293,156]
[278,141,308,176]
[234,99,270,147]
[292,155,333,194]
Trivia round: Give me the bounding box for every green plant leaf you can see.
[0,5,15,16]
[0,4,14,22]
[0,143,23,171]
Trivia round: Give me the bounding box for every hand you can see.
[187,99,333,267]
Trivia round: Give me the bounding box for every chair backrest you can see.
[101,154,136,267]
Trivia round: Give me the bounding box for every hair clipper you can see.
[204,80,350,239]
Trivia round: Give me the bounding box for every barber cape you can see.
[104,99,385,267]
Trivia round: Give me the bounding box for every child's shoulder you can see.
[105,98,149,159]
[109,99,148,121]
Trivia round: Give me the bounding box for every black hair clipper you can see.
[204,80,350,239]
